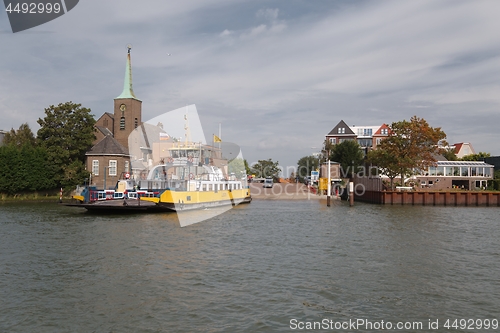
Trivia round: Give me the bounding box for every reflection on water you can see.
[0,201,499,332]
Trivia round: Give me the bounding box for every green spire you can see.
[116,46,140,100]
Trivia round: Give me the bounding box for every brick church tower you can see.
[113,46,142,148]
[86,46,143,189]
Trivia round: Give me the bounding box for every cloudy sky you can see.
[1,0,499,172]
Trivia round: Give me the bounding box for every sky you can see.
[1,0,500,174]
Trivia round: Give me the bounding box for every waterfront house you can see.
[412,161,493,190]
[325,120,391,150]
[452,142,476,159]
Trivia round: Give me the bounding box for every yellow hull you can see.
[142,188,251,211]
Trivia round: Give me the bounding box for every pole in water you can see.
[349,181,354,206]
[327,160,331,207]
[59,187,63,203]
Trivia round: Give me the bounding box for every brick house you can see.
[325,120,390,151]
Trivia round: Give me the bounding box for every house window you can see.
[485,168,491,177]
[381,128,388,135]
[109,160,117,176]
[338,127,345,134]
[124,161,129,173]
[329,138,336,144]
[92,160,99,176]
[120,117,125,130]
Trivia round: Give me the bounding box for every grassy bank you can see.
[0,190,68,202]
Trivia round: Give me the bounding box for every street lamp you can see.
[103,166,107,190]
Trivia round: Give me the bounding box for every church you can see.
[85,47,142,190]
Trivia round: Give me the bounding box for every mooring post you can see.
[349,181,354,206]
[327,159,331,207]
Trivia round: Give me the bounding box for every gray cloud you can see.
[1,0,499,173]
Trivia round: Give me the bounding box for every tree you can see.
[370,116,447,188]
[297,155,319,181]
[367,148,401,190]
[3,123,36,147]
[460,152,490,161]
[330,140,364,179]
[37,102,96,188]
[228,158,247,179]
[243,159,251,175]
[251,159,280,180]
[322,138,336,163]
[0,144,56,194]
[442,148,458,161]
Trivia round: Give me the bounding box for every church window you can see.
[92,160,99,176]
[135,118,138,129]
[109,160,117,176]
[120,116,125,130]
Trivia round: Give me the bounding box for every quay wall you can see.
[356,190,500,206]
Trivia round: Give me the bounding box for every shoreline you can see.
[249,183,326,200]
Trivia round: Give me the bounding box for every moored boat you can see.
[67,142,251,212]
[137,139,251,211]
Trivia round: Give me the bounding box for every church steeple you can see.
[116,45,140,100]
[113,45,143,149]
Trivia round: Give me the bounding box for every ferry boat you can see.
[138,141,251,211]
[68,142,251,212]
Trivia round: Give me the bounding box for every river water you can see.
[1,200,499,332]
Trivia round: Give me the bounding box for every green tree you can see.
[3,123,36,147]
[371,116,447,187]
[251,159,280,180]
[0,144,56,194]
[297,155,319,181]
[367,148,401,190]
[460,152,490,161]
[491,169,500,191]
[244,159,251,175]
[322,138,336,163]
[442,148,458,161]
[37,102,96,188]
[228,158,248,179]
[330,140,364,179]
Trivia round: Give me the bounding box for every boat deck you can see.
[65,199,165,212]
